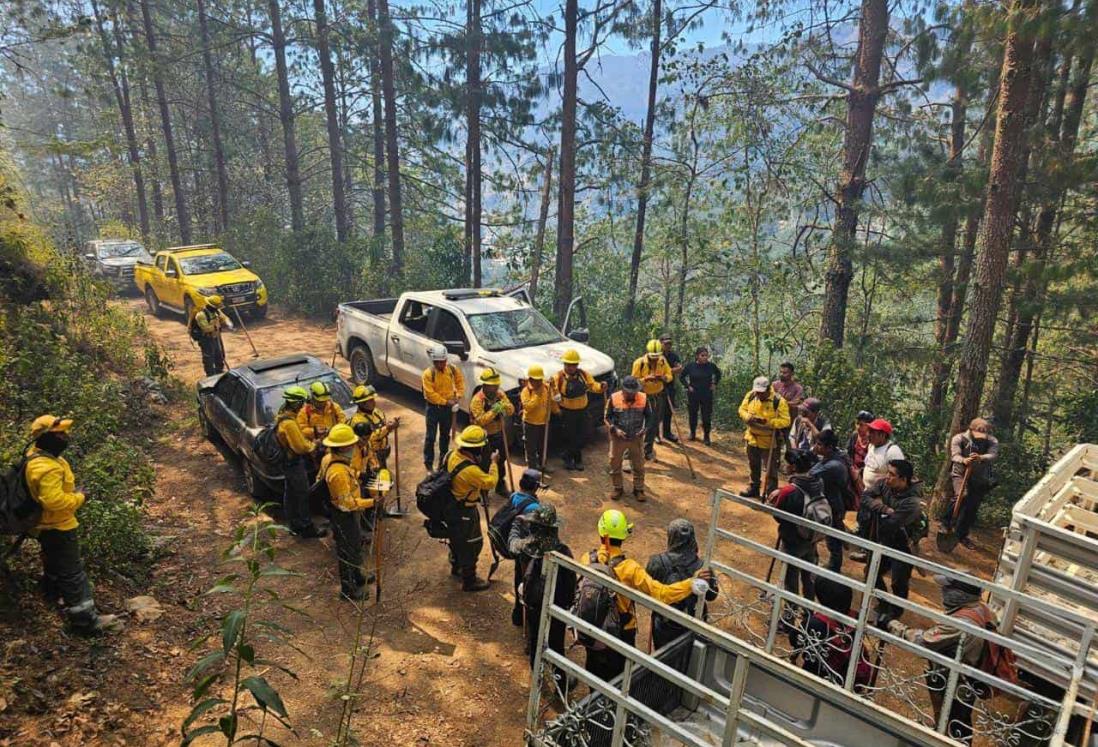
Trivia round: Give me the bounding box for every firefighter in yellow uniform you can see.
[422,345,465,471]
[580,509,713,681]
[350,384,399,473]
[446,425,499,591]
[551,349,604,471]
[188,295,234,375]
[276,386,326,538]
[24,415,120,634]
[520,365,557,473]
[738,375,792,498]
[319,424,374,601]
[470,368,515,498]
[297,380,346,444]
[631,339,673,460]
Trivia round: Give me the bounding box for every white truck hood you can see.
[477,340,615,391]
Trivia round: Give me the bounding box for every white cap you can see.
[428,345,448,361]
[752,376,769,393]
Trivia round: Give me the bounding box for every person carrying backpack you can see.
[276,386,327,539]
[350,384,399,472]
[23,415,120,634]
[578,509,711,682]
[645,519,719,650]
[188,295,233,376]
[297,381,347,446]
[605,376,650,502]
[810,429,854,572]
[317,424,374,601]
[511,503,576,687]
[769,448,826,601]
[631,339,674,460]
[470,368,515,499]
[794,576,875,691]
[520,365,557,473]
[445,425,499,592]
[886,571,1017,743]
[551,349,604,471]
[422,345,465,472]
[862,459,921,624]
[501,468,546,626]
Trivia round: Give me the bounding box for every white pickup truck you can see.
[335,289,616,420]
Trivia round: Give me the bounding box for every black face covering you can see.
[36,432,70,457]
[972,437,989,451]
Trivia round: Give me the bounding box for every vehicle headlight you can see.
[197,287,217,296]
[255,280,265,291]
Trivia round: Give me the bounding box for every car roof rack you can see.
[248,355,312,373]
[167,244,220,253]
[442,288,503,301]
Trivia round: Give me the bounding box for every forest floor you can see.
[0,299,1003,746]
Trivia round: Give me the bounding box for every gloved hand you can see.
[451,403,460,413]
[691,578,710,596]
[492,402,506,416]
[553,393,562,403]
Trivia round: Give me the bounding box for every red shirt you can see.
[772,379,805,419]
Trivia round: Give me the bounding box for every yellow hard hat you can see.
[310,380,331,401]
[352,384,377,403]
[323,423,358,448]
[562,349,581,365]
[597,509,634,540]
[364,468,393,493]
[455,424,489,449]
[479,368,502,386]
[30,414,74,439]
[646,339,662,356]
[207,295,224,307]
[527,364,545,381]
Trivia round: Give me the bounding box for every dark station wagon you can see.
[195,354,354,497]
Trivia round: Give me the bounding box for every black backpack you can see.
[487,495,539,560]
[1,448,43,535]
[415,454,473,539]
[521,554,546,612]
[253,415,292,466]
[572,551,628,650]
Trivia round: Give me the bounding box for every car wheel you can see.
[243,460,271,499]
[349,343,376,385]
[145,287,162,317]
[183,298,195,326]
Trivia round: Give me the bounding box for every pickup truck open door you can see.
[504,285,590,343]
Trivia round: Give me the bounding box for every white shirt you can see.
[863,440,905,490]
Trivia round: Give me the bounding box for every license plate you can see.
[228,296,245,304]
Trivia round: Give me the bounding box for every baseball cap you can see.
[803,397,822,413]
[868,418,893,435]
[519,468,548,490]
[752,376,769,393]
[621,375,641,393]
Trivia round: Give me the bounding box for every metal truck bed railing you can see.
[525,551,960,747]
[991,444,1098,697]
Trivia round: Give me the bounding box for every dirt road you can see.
[3,299,1001,746]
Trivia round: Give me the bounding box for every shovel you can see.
[229,306,261,358]
[483,496,502,580]
[935,464,972,554]
[383,424,409,517]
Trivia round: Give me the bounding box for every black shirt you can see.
[664,351,682,391]
[681,361,721,395]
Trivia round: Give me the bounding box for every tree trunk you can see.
[991,30,1092,432]
[366,0,386,241]
[553,0,578,322]
[135,72,165,227]
[529,145,554,306]
[138,0,192,242]
[818,0,888,347]
[268,0,305,233]
[675,172,693,333]
[92,0,149,240]
[465,0,483,286]
[944,0,1043,458]
[624,0,662,323]
[313,0,350,242]
[196,0,230,233]
[377,0,405,275]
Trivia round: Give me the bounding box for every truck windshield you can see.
[178,252,242,275]
[98,242,147,259]
[466,308,563,351]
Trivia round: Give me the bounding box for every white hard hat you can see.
[752,376,770,393]
[428,345,448,362]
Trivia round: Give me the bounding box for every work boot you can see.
[462,571,491,592]
[741,485,760,499]
[644,449,655,461]
[703,433,712,447]
[959,537,977,550]
[450,562,462,577]
[665,434,679,444]
[610,489,624,501]
[574,455,585,472]
[634,490,647,502]
[293,523,329,539]
[512,605,524,627]
[424,461,433,473]
[563,455,574,471]
[69,611,123,636]
[689,431,697,442]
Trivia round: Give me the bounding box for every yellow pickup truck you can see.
[133,245,269,321]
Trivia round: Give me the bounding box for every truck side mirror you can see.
[443,340,468,360]
[567,328,590,344]
[241,260,251,268]
[165,269,178,278]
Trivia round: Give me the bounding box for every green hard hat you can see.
[284,385,309,403]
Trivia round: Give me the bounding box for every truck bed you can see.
[340,298,397,321]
